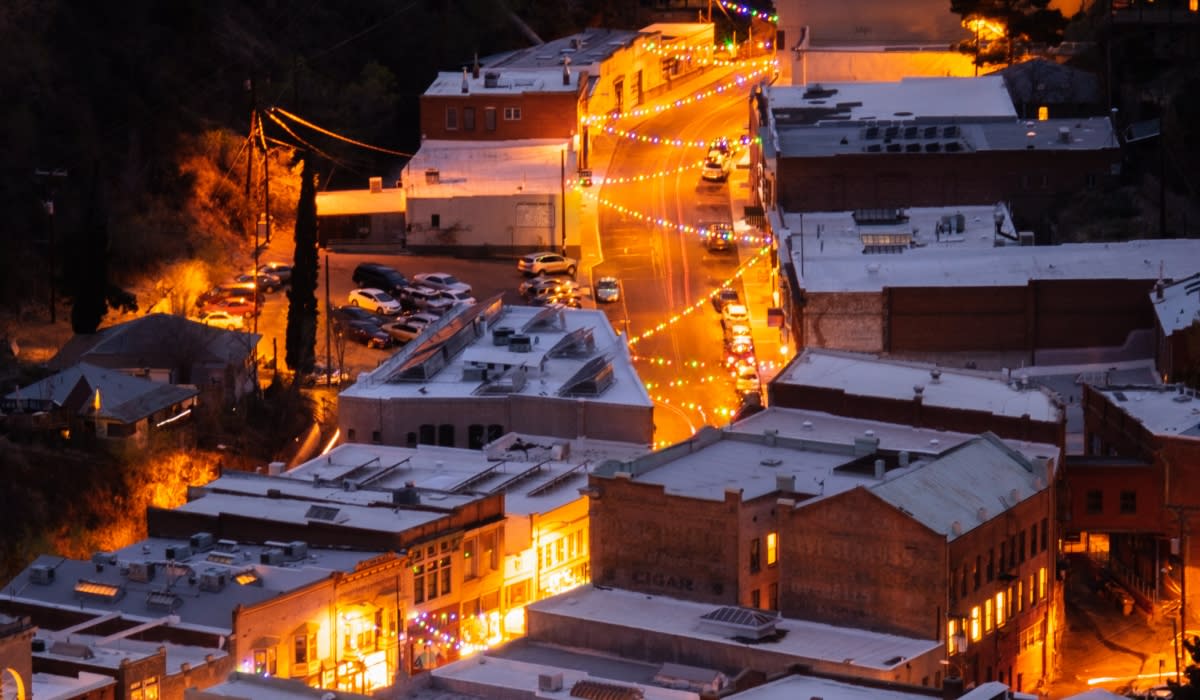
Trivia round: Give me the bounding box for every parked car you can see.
[197,310,245,330]
[396,286,456,315]
[353,262,410,296]
[258,261,293,284]
[518,252,577,277]
[534,290,582,308]
[302,363,353,387]
[521,277,580,303]
[234,271,282,293]
[702,222,734,251]
[701,154,732,182]
[380,318,428,344]
[328,305,384,326]
[723,320,752,341]
[721,303,750,325]
[733,363,761,394]
[198,282,263,307]
[200,296,259,318]
[724,336,755,367]
[347,288,403,315]
[432,288,476,306]
[594,277,620,303]
[712,287,741,313]
[337,319,392,349]
[412,272,472,296]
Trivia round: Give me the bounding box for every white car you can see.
[412,272,473,297]
[433,288,476,306]
[347,288,402,315]
[722,303,750,325]
[198,310,245,330]
[734,364,760,394]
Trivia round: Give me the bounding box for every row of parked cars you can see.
[335,262,477,349]
[714,289,760,397]
[195,262,295,330]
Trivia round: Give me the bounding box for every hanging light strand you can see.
[582,190,772,247]
[583,62,776,124]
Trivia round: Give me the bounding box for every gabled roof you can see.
[869,433,1050,540]
[997,58,1101,105]
[50,314,259,371]
[6,362,198,424]
[1151,271,1200,335]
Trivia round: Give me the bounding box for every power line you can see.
[270,107,415,158]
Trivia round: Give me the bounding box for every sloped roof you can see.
[997,59,1101,105]
[6,362,198,424]
[50,314,259,371]
[869,433,1050,540]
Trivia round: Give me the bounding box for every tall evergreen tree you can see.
[285,150,318,377]
[68,166,111,334]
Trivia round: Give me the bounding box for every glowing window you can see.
[970,606,981,641]
[948,619,959,653]
[996,591,1007,626]
[985,598,993,632]
[766,532,778,566]
[1038,567,1046,600]
[1037,106,1048,121]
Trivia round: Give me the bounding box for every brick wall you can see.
[783,487,947,638]
[420,92,579,141]
[799,291,884,352]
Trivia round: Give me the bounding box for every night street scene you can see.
[2,1,1200,698]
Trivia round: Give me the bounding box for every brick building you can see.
[768,349,1065,448]
[750,76,1119,230]
[1070,383,1200,629]
[770,202,1200,359]
[1150,272,1200,383]
[586,407,1060,691]
[337,298,654,451]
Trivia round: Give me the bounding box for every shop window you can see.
[253,647,276,676]
[1086,490,1102,514]
[131,677,160,700]
[1120,490,1136,514]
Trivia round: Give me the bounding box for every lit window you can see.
[1037,105,1048,121]
[1018,580,1024,612]
[1038,567,1046,600]
[985,598,993,632]
[970,606,981,641]
[766,532,778,566]
[948,619,959,653]
[996,591,1007,626]
[503,107,522,121]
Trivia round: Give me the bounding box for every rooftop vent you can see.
[29,564,55,585]
[189,532,215,552]
[930,368,942,383]
[260,548,286,565]
[508,334,533,352]
[538,673,564,692]
[483,70,500,88]
[199,568,227,592]
[165,544,192,561]
[126,561,156,583]
[776,474,795,492]
[424,168,440,185]
[493,326,514,346]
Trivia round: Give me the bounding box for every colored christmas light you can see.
[717,0,779,22]
[582,62,776,124]
[583,190,773,247]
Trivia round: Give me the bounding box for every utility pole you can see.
[1167,502,1200,674]
[559,150,566,255]
[245,77,255,201]
[34,168,68,324]
[324,253,331,378]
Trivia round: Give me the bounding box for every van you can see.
[353,262,410,296]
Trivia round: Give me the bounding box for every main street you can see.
[589,65,761,445]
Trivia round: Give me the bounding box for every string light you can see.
[583,190,773,246]
[590,159,707,185]
[717,0,779,22]
[626,247,769,347]
[583,62,776,124]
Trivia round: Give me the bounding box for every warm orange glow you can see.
[766,532,778,565]
[964,16,1006,41]
[1037,106,1049,121]
[970,606,981,641]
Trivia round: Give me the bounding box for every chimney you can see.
[562,57,571,86]
[472,52,480,79]
[461,67,469,94]
[898,451,910,468]
[874,459,886,480]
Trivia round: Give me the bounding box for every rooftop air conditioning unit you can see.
[508,334,533,352]
[284,541,309,561]
[369,176,383,193]
[29,564,55,585]
[189,532,215,552]
[493,326,514,346]
[126,561,157,583]
[538,673,564,691]
[215,539,240,553]
[198,569,227,592]
[260,549,286,565]
[484,71,501,88]
[164,544,192,561]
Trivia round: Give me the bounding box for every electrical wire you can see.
[269,107,415,158]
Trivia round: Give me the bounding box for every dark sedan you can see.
[337,319,392,349]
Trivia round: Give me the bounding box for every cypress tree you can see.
[285,151,319,377]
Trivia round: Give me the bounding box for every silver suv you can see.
[518,251,577,277]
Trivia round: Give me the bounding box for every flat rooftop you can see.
[402,139,572,198]
[34,630,221,672]
[1094,384,1200,438]
[286,436,648,517]
[731,674,937,700]
[315,187,404,217]
[480,27,643,73]
[765,76,1016,120]
[774,349,1062,423]
[193,672,373,699]
[32,671,115,700]
[779,208,1200,292]
[4,543,386,635]
[343,299,652,410]
[530,586,940,673]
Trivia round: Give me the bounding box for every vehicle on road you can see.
[595,277,620,303]
[721,303,749,325]
[712,288,741,313]
[723,320,752,342]
[200,296,259,318]
[413,272,473,297]
[337,319,392,349]
[522,278,581,304]
[235,271,282,292]
[725,336,755,367]
[532,288,583,308]
[702,222,734,251]
[353,262,410,296]
[518,252,577,277]
[701,153,732,182]
[301,363,353,387]
[733,363,761,394]
[258,261,293,284]
[348,288,402,315]
[197,310,245,330]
